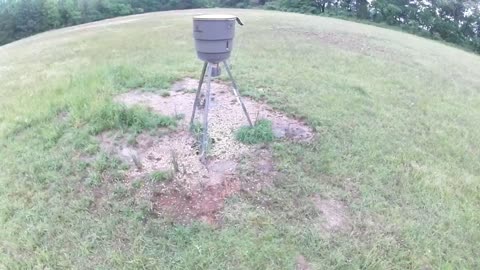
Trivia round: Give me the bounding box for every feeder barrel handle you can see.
[236,17,244,26]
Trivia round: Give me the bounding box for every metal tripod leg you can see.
[200,63,213,162]
[189,61,208,130]
[222,61,253,127]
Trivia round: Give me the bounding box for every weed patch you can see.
[89,103,176,134]
[235,119,274,144]
[149,171,173,183]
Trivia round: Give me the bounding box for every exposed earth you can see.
[100,77,314,224]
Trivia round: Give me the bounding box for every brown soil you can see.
[99,78,313,224]
[295,255,312,270]
[313,195,351,232]
[152,177,242,225]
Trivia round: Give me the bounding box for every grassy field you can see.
[1,8,480,269]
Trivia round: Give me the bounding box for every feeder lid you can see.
[193,14,237,21]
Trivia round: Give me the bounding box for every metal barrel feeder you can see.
[190,14,253,162]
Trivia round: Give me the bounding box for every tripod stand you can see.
[189,61,253,162]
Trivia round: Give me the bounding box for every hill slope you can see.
[1,9,479,269]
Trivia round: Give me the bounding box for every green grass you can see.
[1,8,480,269]
[149,171,173,183]
[190,120,203,140]
[235,119,274,144]
[90,102,176,134]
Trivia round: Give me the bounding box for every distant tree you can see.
[15,0,45,38]
[0,1,15,44]
[413,1,436,31]
[313,0,330,13]
[372,0,409,25]
[42,0,62,28]
[340,0,353,12]
[58,0,82,25]
[355,0,369,19]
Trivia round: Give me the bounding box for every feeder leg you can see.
[189,61,208,130]
[200,63,213,162]
[222,61,253,127]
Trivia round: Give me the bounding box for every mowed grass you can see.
[1,8,480,269]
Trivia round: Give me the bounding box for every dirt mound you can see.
[100,78,313,224]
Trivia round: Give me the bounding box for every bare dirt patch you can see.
[142,146,274,224]
[115,78,314,143]
[152,173,242,224]
[295,255,312,270]
[313,195,351,232]
[100,78,313,224]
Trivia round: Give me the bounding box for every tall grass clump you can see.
[235,119,274,144]
[90,103,176,134]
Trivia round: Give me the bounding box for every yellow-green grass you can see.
[1,8,479,269]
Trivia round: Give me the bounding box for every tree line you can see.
[0,0,479,53]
